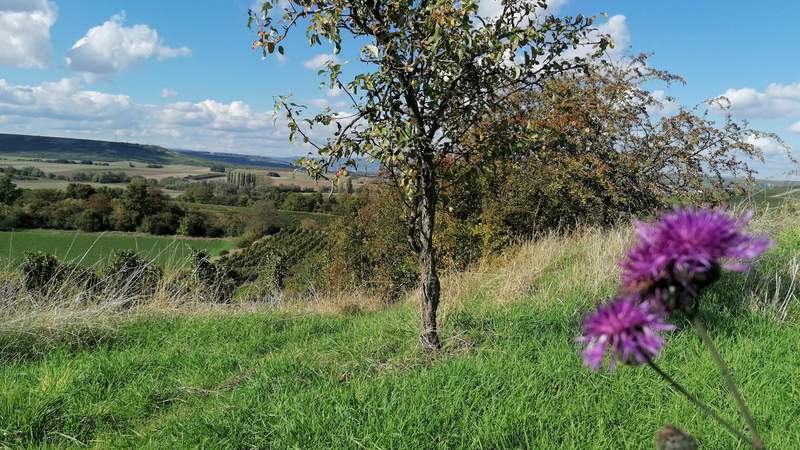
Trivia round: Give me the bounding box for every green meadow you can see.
[1,217,798,449]
[0,229,235,269]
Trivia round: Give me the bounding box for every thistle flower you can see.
[622,208,772,292]
[577,294,674,371]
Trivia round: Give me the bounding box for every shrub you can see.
[178,213,207,237]
[0,175,21,205]
[0,205,30,230]
[249,251,288,299]
[66,183,96,200]
[19,252,61,293]
[74,210,108,232]
[325,187,418,302]
[189,251,236,303]
[103,250,162,302]
[139,210,183,235]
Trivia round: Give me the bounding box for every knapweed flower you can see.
[577,294,674,371]
[622,208,772,292]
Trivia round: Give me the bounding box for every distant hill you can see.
[0,133,197,164]
[0,133,296,169]
[173,149,295,169]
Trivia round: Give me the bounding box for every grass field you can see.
[0,211,798,448]
[731,182,800,208]
[0,229,235,269]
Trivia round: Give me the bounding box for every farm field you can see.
[730,182,800,208]
[260,168,375,190]
[0,156,212,180]
[2,154,376,194]
[1,215,798,448]
[0,229,235,269]
[179,202,335,227]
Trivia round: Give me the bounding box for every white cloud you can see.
[308,98,329,108]
[159,99,276,132]
[559,15,630,62]
[746,135,786,155]
[599,15,630,56]
[66,12,191,75]
[789,121,800,134]
[160,88,178,98]
[766,82,800,100]
[648,90,677,115]
[303,53,339,70]
[327,87,342,97]
[714,82,800,119]
[0,77,331,155]
[0,0,56,69]
[0,78,135,121]
[478,0,568,23]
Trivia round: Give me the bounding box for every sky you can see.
[0,0,799,179]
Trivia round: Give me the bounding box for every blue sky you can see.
[0,0,799,179]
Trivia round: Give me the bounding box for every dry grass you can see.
[433,227,631,322]
[3,205,799,342]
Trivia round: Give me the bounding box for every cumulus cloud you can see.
[0,77,335,156]
[559,15,630,62]
[0,77,135,121]
[598,15,630,56]
[477,0,568,23]
[648,89,678,115]
[714,82,800,119]
[0,0,57,69]
[159,99,276,132]
[746,135,787,155]
[789,121,800,134]
[303,53,339,70]
[160,88,178,98]
[308,98,330,108]
[66,13,191,74]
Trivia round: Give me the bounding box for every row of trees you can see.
[0,165,133,184]
[180,179,358,213]
[0,178,240,237]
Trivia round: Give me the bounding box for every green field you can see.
[180,202,335,227]
[1,218,798,448]
[730,182,800,208]
[0,229,235,269]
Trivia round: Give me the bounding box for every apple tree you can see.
[249,0,610,349]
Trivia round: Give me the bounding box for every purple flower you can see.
[621,208,772,291]
[577,294,674,371]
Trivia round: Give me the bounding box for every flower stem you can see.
[645,359,756,447]
[691,317,764,449]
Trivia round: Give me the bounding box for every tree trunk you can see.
[418,154,441,350]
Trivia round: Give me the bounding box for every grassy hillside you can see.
[173,149,295,169]
[0,133,303,171]
[0,212,798,448]
[0,134,201,165]
[0,230,235,269]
